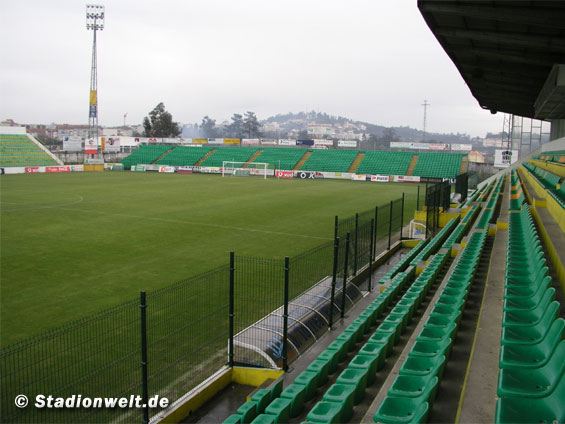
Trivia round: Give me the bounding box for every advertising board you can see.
[494,149,519,168]
[104,137,121,152]
[275,170,294,178]
[338,140,357,148]
[351,174,367,181]
[371,175,390,182]
[394,175,421,183]
[278,139,296,146]
[84,138,97,154]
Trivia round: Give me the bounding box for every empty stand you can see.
[253,148,308,170]
[300,150,359,173]
[121,145,172,170]
[0,134,60,167]
[199,147,259,168]
[412,153,466,179]
[155,146,212,167]
[356,151,413,176]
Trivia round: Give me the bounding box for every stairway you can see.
[293,150,312,171]
[348,152,365,173]
[194,149,216,166]
[405,154,419,176]
[152,147,175,164]
[243,150,263,168]
[459,156,469,174]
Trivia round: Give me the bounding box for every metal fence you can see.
[1,193,416,423]
[425,181,450,238]
[0,266,230,424]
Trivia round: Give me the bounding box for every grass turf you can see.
[1,172,419,346]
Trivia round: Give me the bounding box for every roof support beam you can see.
[419,2,565,29]
[463,47,565,67]
[434,28,565,53]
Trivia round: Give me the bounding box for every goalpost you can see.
[222,161,273,179]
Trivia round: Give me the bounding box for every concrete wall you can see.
[541,135,565,152]
[550,119,565,141]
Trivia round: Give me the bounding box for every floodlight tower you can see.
[86,4,104,157]
[422,100,430,141]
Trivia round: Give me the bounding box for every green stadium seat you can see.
[322,383,356,422]
[317,349,339,375]
[336,367,368,405]
[264,397,291,424]
[501,317,564,346]
[358,342,387,371]
[270,379,283,399]
[251,389,271,414]
[374,397,429,424]
[280,383,306,418]
[399,354,446,379]
[502,301,559,328]
[349,353,380,385]
[223,413,243,424]
[237,401,258,424]
[326,338,349,363]
[498,342,565,398]
[500,337,564,371]
[306,401,343,424]
[387,375,439,403]
[494,374,565,424]
[409,338,452,359]
[503,287,555,312]
[336,331,356,353]
[368,331,394,357]
[306,358,330,387]
[378,320,403,345]
[293,371,318,401]
[249,414,275,424]
[343,322,364,344]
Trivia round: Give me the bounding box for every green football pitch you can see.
[0,172,419,346]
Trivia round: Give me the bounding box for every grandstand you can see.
[356,151,414,176]
[121,146,467,178]
[412,152,466,179]
[198,147,259,168]
[298,149,360,173]
[0,133,61,167]
[252,148,308,170]
[121,144,172,170]
[155,146,212,167]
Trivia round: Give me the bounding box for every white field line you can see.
[2,195,84,211]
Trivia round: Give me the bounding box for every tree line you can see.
[142,103,261,139]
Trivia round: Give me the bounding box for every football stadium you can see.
[1,1,565,424]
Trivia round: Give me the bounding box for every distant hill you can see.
[262,111,476,144]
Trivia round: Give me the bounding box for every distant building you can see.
[482,135,505,148]
[307,124,334,137]
[262,122,280,133]
[469,151,485,163]
[1,119,20,127]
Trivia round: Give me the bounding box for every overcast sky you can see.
[0,0,504,137]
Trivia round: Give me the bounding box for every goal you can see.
[222,161,272,179]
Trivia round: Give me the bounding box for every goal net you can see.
[222,161,274,179]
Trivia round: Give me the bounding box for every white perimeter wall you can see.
[0,126,26,135]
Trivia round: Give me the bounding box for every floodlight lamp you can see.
[86,4,105,30]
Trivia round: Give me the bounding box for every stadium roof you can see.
[418,0,565,120]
